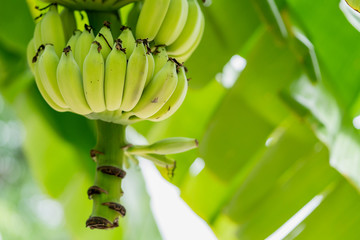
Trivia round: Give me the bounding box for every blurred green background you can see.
[2,0,360,239]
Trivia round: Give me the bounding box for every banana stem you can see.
[87,10,122,37]
[86,120,127,229]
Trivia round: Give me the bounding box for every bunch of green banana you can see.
[28,16,190,124]
[135,0,205,62]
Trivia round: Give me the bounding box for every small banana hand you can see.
[149,65,188,121]
[130,58,178,119]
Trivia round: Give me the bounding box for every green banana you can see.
[155,0,189,45]
[118,26,135,59]
[38,44,68,109]
[145,43,155,87]
[167,0,203,56]
[136,0,171,41]
[126,137,198,155]
[171,13,205,62]
[75,24,95,71]
[149,65,188,121]
[105,39,127,111]
[66,30,81,51]
[33,19,43,51]
[125,153,139,165]
[83,41,106,113]
[57,46,92,115]
[40,4,66,57]
[33,45,68,112]
[27,38,36,74]
[60,7,77,42]
[153,46,168,76]
[94,21,114,59]
[137,153,175,169]
[126,1,142,31]
[121,40,148,112]
[130,59,178,119]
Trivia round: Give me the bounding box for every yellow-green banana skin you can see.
[38,44,68,108]
[173,13,205,62]
[136,0,171,41]
[131,60,178,119]
[94,23,114,59]
[57,47,92,115]
[27,38,36,74]
[66,30,81,52]
[145,52,155,87]
[155,0,189,45]
[105,41,127,111]
[127,137,198,155]
[149,66,188,121]
[121,42,148,112]
[34,20,43,51]
[153,46,168,76]
[83,42,106,113]
[75,26,95,71]
[60,7,77,42]
[33,48,68,112]
[40,4,66,57]
[167,0,202,56]
[118,27,136,59]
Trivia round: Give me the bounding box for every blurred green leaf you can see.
[200,31,299,182]
[285,179,360,240]
[288,0,360,110]
[187,0,261,88]
[0,0,34,53]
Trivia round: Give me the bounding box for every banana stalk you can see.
[87,121,127,230]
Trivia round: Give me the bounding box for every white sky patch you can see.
[0,94,4,113]
[189,157,205,176]
[265,195,324,240]
[139,159,218,240]
[34,197,64,228]
[203,0,212,7]
[217,55,246,89]
[353,115,360,129]
[126,126,217,240]
[265,137,274,147]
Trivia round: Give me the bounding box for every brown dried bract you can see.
[166,161,177,179]
[98,33,112,50]
[84,24,92,33]
[86,216,117,229]
[90,149,104,162]
[103,21,111,28]
[97,166,126,178]
[63,46,71,56]
[115,39,126,53]
[87,186,108,199]
[120,26,130,31]
[102,202,126,217]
